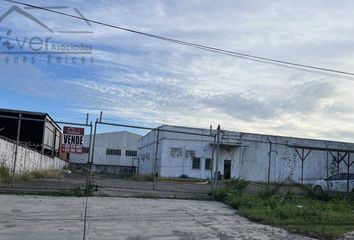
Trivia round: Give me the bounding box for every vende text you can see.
[63,135,83,145]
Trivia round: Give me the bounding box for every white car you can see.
[312,173,354,192]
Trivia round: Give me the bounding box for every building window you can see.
[192,158,201,169]
[185,150,196,158]
[106,149,121,155]
[205,158,211,170]
[126,150,137,157]
[171,148,183,158]
[83,147,90,154]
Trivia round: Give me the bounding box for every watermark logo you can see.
[0,5,94,64]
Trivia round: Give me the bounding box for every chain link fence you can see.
[220,130,354,193]
[1,112,353,195]
[0,114,92,192]
[71,118,353,196]
[77,121,215,198]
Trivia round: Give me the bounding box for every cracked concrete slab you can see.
[0,195,317,240]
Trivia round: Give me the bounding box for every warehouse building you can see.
[138,125,354,184]
[70,131,142,174]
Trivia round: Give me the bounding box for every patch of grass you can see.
[29,170,63,179]
[213,185,354,240]
[0,163,11,183]
[223,178,248,192]
[0,164,63,184]
[13,170,63,183]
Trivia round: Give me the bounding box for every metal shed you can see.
[0,108,61,156]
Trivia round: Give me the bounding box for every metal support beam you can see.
[329,151,348,173]
[295,148,312,184]
[342,153,353,192]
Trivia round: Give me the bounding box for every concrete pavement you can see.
[0,195,317,240]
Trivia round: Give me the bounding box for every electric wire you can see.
[5,0,354,81]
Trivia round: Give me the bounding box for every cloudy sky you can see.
[0,0,354,142]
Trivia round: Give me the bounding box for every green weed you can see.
[213,185,354,240]
[0,163,11,183]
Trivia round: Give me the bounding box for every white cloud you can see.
[1,0,354,142]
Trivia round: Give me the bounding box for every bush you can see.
[213,179,250,210]
[213,187,230,201]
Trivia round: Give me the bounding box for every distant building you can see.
[0,108,61,157]
[138,125,354,184]
[70,131,142,174]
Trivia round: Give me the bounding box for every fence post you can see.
[86,122,93,186]
[267,137,272,192]
[346,153,351,193]
[90,119,98,174]
[136,157,140,175]
[153,128,160,190]
[301,149,304,184]
[52,128,57,158]
[213,125,220,190]
[326,151,329,178]
[210,134,216,189]
[23,146,27,173]
[12,113,22,186]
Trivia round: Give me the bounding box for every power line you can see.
[5,0,354,80]
[3,33,344,79]
[2,33,354,81]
